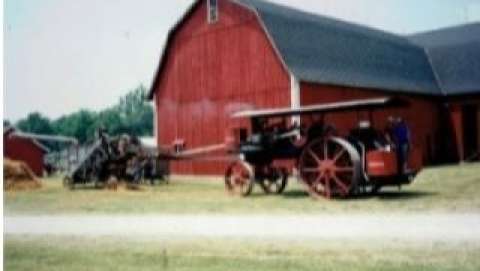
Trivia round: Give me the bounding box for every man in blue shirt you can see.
[392,117,411,174]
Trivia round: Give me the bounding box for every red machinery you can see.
[222,97,423,199]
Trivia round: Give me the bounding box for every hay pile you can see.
[4,159,42,191]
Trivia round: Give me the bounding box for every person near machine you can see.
[385,117,411,174]
[143,156,156,185]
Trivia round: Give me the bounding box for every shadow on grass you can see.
[347,190,437,201]
[245,190,309,199]
[282,190,310,199]
[280,189,437,201]
[374,190,437,200]
[66,185,98,191]
[68,184,154,192]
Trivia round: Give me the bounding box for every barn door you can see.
[462,104,479,160]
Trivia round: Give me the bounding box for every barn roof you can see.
[408,23,480,96]
[149,0,480,99]
[235,0,440,95]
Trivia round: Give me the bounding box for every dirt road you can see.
[5,214,480,242]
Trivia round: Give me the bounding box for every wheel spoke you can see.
[332,175,350,196]
[324,141,329,159]
[333,149,346,162]
[308,149,322,164]
[313,171,325,185]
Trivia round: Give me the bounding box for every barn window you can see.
[208,0,219,23]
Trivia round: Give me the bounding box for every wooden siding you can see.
[154,0,290,175]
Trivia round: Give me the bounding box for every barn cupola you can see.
[208,0,219,23]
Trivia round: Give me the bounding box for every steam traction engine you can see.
[223,97,423,199]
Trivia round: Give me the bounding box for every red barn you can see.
[149,0,480,175]
[4,127,49,177]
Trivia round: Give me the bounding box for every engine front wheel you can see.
[225,160,254,197]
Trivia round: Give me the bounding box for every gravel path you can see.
[5,214,480,241]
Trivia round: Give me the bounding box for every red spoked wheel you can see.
[299,137,361,199]
[225,160,254,197]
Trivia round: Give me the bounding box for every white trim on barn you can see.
[290,74,301,125]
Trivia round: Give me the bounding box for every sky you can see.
[4,0,480,122]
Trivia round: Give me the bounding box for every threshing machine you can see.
[64,131,167,189]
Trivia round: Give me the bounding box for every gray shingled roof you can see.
[236,0,441,95]
[408,23,480,96]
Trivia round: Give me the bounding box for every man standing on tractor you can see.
[386,117,411,174]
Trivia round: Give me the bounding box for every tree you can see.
[14,85,154,144]
[16,112,54,135]
[52,110,97,143]
[114,85,153,136]
[96,108,123,135]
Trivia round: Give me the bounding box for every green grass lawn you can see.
[5,163,480,215]
[5,236,480,271]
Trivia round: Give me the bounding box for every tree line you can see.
[8,85,154,144]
